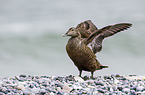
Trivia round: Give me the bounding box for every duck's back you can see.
[66,37,101,71]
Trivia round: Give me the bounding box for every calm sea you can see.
[0,0,145,77]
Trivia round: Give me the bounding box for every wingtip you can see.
[122,23,133,27]
[127,23,132,27]
[126,23,133,29]
[117,23,133,30]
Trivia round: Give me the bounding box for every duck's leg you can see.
[79,70,82,77]
[90,71,94,79]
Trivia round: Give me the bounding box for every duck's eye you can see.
[71,29,74,31]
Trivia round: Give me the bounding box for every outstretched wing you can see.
[76,20,98,38]
[100,23,132,37]
[83,23,132,53]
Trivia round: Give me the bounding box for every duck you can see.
[63,21,132,78]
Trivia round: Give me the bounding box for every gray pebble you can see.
[122,88,130,93]
[30,88,40,93]
[29,84,34,88]
[19,74,27,78]
[112,85,117,91]
[94,81,104,86]
[136,86,144,91]
[23,90,31,95]
[97,89,105,93]
[117,86,123,91]
[39,89,46,94]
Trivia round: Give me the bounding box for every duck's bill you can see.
[62,34,67,37]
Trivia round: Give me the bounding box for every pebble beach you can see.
[0,74,145,95]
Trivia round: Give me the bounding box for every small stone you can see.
[114,79,119,84]
[0,87,7,92]
[92,91,99,94]
[122,88,130,93]
[116,91,123,94]
[45,87,53,92]
[54,77,64,81]
[56,87,61,92]
[31,92,36,95]
[136,86,144,91]
[39,89,46,94]
[109,87,114,92]
[42,78,51,82]
[104,76,112,80]
[12,89,19,93]
[119,77,127,80]
[16,84,25,90]
[49,92,55,95]
[115,74,121,77]
[18,82,27,85]
[68,75,73,77]
[88,85,95,89]
[57,91,64,95]
[97,89,105,93]
[19,74,27,78]
[136,91,143,95]
[117,86,123,91]
[74,77,84,82]
[132,85,137,91]
[35,79,44,84]
[65,77,74,81]
[35,76,39,79]
[84,88,90,91]
[94,81,104,86]
[40,76,48,78]
[30,88,40,93]
[23,90,31,95]
[55,83,63,88]
[29,84,34,88]
[130,90,135,94]
[7,83,17,87]
[62,83,73,93]
[112,86,117,91]
[83,76,89,80]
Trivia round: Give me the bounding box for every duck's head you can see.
[62,27,80,37]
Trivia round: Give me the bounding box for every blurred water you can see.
[0,0,145,77]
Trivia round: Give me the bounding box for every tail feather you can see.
[100,66,109,69]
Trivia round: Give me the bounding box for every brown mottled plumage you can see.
[63,21,132,78]
[76,20,98,38]
[76,20,132,54]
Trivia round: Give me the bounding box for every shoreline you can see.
[0,74,145,94]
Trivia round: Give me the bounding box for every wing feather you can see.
[76,20,98,38]
[91,23,132,54]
